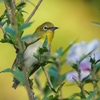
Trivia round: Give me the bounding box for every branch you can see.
[41,67,56,95]
[25,0,43,23]
[4,2,12,24]
[7,0,35,100]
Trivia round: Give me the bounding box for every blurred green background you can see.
[0,0,100,100]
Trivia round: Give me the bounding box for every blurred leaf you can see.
[70,93,81,99]
[0,68,25,85]
[60,59,66,66]
[42,35,48,48]
[97,97,100,100]
[92,22,100,27]
[84,90,90,95]
[90,57,95,64]
[95,63,100,70]
[38,47,48,55]
[26,0,35,6]
[57,81,65,92]
[48,66,58,78]
[0,38,12,43]
[72,63,79,71]
[0,68,13,73]
[4,26,16,37]
[16,2,26,9]
[56,47,63,57]
[78,49,95,64]
[13,69,25,86]
[21,34,36,40]
[43,84,52,96]
[95,59,100,64]
[43,95,58,100]
[86,89,99,100]
[0,21,6,26]
[82,74,91,83]
[61,38,78,56]
[19,22,33,31]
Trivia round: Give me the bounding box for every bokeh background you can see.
[0,0,100,100]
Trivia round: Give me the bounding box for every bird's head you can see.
[34,22,58,44]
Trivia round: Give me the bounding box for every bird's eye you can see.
[43,25,48,31]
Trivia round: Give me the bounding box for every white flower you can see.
[66,39,100,82]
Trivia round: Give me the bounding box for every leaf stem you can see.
[41,67,56,95]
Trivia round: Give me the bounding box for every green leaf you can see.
[92,22,100,27]
[42,35,48,48]
[82,74,91,83]
[61,38,77,56]
[0,68,25,86]
[4,26,16,37]
[44,95,58,100]
[78,49,95,64]
[16,2,26,9]
[86,89,99,100]
[0,68,13,73]
[95,63,100,70]
[48,66,58,78]
[57,81,65,92]
[56,47,63,57]
[13,69,25,85]
[19,22,33,31]
[38,47,48,54]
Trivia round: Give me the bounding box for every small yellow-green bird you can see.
[12,22,58,89]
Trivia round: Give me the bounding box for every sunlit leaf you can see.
[19,22,33,31]
[0,68,25,85]
[4,26,16,37]
[56,47,63,57]
[13,69,25,85]
[61,38,78,56]
[48,66,58,78]
[86,89,99,100]
[0,68,13,73]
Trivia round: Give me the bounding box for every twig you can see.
[25,0,43,23]
[4,2,12,24]
[41,67,56,95]
[8,0,35,100]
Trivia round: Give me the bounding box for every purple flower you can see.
[66,39,100,83]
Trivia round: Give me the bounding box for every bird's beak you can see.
[48,26,59,31]
[52,26,59,30]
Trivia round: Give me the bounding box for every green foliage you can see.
[0,1,100,100]
[0,68,25,85]
[19,22,33,31]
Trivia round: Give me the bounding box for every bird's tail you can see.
[12,64,40,89]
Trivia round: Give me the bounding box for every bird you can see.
[12,22,58,89]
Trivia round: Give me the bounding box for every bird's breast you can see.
[24,41,42,69]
